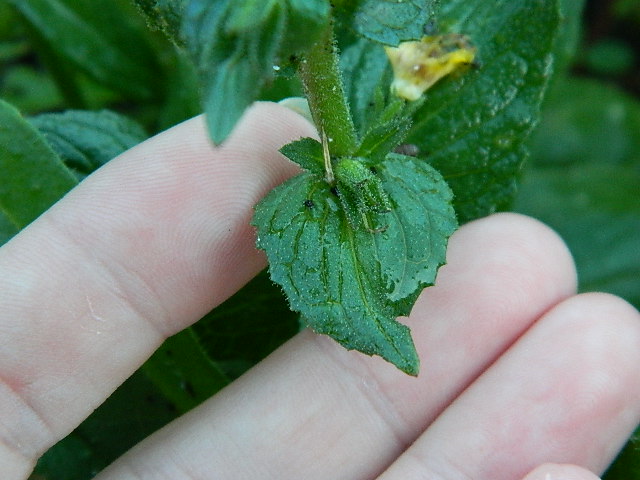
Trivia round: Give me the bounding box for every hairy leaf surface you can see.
[279,137,325,176]
[354,100,414,164]
[253,154,456,374]
[133,0,186,43]
[352,0,439,46]
[340,38,393,135]
[30,110,147,177]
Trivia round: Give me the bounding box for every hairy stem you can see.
[298,21,357,157]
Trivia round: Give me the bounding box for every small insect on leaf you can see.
[385,33,477,101]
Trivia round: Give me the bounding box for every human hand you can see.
[1,103,638,480]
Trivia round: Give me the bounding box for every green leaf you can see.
[604,428,640,480]
[530,78,640,167]
[224,0,278,31]
[520,77,640,310]
[192,270,300,379]
[202,53,260,145]
[0,65,65,114]
[9,0,162,100]
[0,99,77,229]
[514,163,640,309]
[553,0,586,73]
[355,99,413,164]
[0,40,29,63]
[253,154,457,374]
[280,137,325,176]
[33,434,102,480]
[133,0,187,43]
[340,38,393,135]
[36,370,178,478]
[584,39,635,77]
[182,0,273,143]
[141,328,229,414]
[374,154,457,301]
[0,211,19,247]
[224,0,329,54]
[352,0,440,46]
[157,48,203,130]
[29,110,147,177]
[406,0,561,223]
[279,0,331,53]
[0,2,22,40]
[182,0,329,143]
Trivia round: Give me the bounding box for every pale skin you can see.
[1,103,639,480]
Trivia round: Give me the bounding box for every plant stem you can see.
[298,21,357,157]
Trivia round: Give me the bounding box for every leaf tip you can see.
[399,356,420,377]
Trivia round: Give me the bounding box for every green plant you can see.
[1,0,561,375]
[0,0,638,478]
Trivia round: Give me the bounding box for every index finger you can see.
[0,103,316,478]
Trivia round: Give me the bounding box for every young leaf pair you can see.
[252,143,457,375]
[280,98,414,234]
[280,137,391,233]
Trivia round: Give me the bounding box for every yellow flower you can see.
[385,34,477,101]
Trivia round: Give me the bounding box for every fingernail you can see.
[522,463,601,480]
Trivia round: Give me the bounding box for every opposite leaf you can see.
[374,153,457,302]
[253,154,456,374]
[340,38,394,135]
[279,137,325,176]
[182,0,272,144]
[354,99,412,164]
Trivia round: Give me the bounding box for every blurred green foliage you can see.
[584,38,635,76]
[514,1,640,477]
